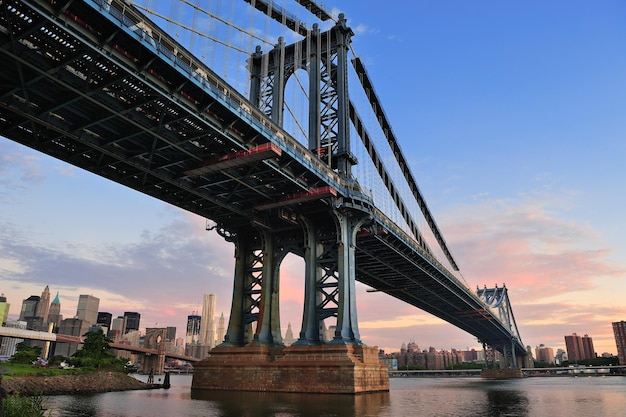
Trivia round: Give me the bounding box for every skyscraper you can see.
[47,292,62,328]
[97,312,113,331]
[216,312,225,346]
[186,314,201,346]
[109,316,127,342]
[76,295,100,326]
[199,294,216,347]
[564,333,595,362]
[123,312,141,333]
[0,294,9,326]
[19,295,40,328]
[612,321,626,365]
[35,285,50,321]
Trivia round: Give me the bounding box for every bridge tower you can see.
[192,15,388,394]
[141,328,167,375]
[477,285,526,378]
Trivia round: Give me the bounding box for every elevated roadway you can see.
[0,0,525,359]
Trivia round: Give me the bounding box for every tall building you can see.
[283,322,295,346]
[534,344,554,363]
[97,312,113,332]
[199,294,216,347]
[110,316,127,342]
[186,314,201,346]
[0,294,9,325]
[55,318,90,357]
[35,285,50,321]
[613,321,626,365]
[216,312,225,346]
[0,320,26,360]
[47,292,62,327]
[19,295,40,328]
[76,295,100,326]
[564,333,595,362]
[123,312,141,333]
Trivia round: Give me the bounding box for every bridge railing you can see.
[91,0,358,198]
[372,206,473,293]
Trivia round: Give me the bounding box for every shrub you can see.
[1,393,48,417]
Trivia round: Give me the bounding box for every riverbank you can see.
[0,372,162,396]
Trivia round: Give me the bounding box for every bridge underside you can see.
[355,227,526,358]
[0,0,526,393]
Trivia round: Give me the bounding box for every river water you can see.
[43,374,626,417]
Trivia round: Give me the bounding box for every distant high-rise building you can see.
[283,322,295,346]
[76,295,100,326]
[613,321,626,365]
[47,292,62,327]
[0,294,9,326]
[97,312,113,332]
[55,318,90,357]
[166,327,176,342]
[109,316,127,342]
[123,312,141,333]
[19,295,40,328]
[35,286,50,320]
[186,314,201,346]
[199,294,216,347]
[564,333,595,362]
[534,344,554,363]
[216,312,225,346]
[0,320,26,360]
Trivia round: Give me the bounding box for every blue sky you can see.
[1,0,626,357]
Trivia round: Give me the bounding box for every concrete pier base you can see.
[191,344,389,394]
[481,368,524,379]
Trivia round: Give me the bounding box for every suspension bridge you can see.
[0,0,526,392]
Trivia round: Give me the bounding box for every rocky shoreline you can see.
[0,373,162,396]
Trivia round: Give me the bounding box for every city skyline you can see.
[1,1,626,355]
[0,284,617,359]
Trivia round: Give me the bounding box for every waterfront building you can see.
[612,321,626,365]
[564,333,595,362]
[0,294,9,325]
[123,311,141,333]
[35,285,50,321]
[0,320,26,360]
[535,344,554,364]
[76,295,100,326]
[47,292,62,328]
[199,294,216,348]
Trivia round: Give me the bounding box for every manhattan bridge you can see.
[0,0,526,392]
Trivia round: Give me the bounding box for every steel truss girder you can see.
[0,0,337,232]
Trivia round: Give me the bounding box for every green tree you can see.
[9,343,41,364]
[69,329,127,371]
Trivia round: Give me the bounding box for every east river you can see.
[43,374,626,417]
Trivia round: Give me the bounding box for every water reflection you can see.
[62,395,102,417]
[191,389,390,417]
[485,382,529,417]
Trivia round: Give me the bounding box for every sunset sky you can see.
[1,0,626,357]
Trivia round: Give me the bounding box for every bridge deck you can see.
[0,0,524,356]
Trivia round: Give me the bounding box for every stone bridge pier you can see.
[141,328,167,375]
